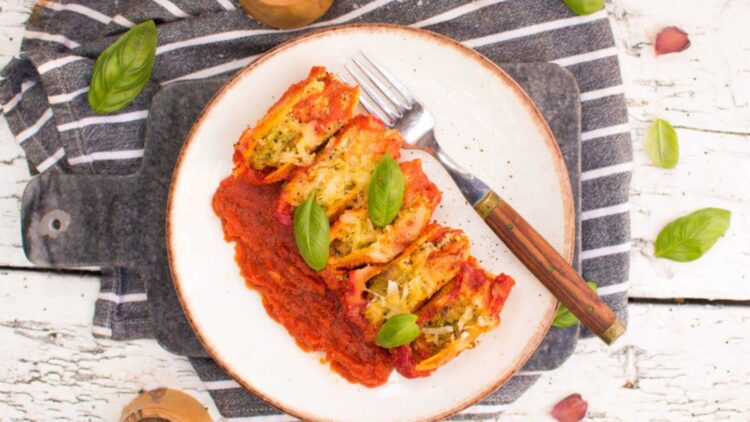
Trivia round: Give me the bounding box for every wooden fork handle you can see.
[475,191,626,345]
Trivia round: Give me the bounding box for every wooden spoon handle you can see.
[475,191,626,344]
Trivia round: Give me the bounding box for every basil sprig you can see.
[293,194,330,271]
[655,208,731,262]
[552,282,597,328]
[376,313,420,349]
[88,20,157,114]
[562,0,604,15]
[368,154,404,228]
[646,118,679,169]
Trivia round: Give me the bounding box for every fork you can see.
[346,54,625,345]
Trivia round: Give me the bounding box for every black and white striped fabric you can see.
[1,0,631,419]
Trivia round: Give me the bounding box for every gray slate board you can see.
[21,63,581,365]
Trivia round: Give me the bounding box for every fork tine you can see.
[360,92,393,126]
[340,71,393,126]
[360,52,416,106]
[345,64,400,123]
[352,57,409,114]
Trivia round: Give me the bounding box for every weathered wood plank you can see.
[0,0,35,268]
[506,303,750,421]
[1,0,750,299]
[629,127,750,300]
[0,0,31,64]
[0,122,33,268]
[0,269,223,420]
[608,0,750,300]
[2,269,748,420]
[2,0,750,299]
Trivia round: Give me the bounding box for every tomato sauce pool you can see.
[212,176,393,387]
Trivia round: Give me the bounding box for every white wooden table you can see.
[1,1,749,420]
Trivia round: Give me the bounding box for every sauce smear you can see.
[212,176,393,387]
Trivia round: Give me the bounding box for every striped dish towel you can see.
[0,0,631,419]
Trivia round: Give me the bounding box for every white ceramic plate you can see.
[168,24,574,422]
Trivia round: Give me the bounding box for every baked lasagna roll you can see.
[393,258,515,378]
[233,66,359,184]
[328,159,441,269]
[344,225,470,332]
[275,115,402,225]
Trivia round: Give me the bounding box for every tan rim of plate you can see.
[167,23,575,422]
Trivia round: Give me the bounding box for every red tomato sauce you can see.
[212,176,393,387]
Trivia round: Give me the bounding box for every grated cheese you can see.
[456,307,475,332]
[422,326,454,335]
[378,280,411,319]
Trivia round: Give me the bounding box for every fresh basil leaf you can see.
[368,153,404,228]
[88,20,157,114]
[551,308,579,328]
[293,194,330,271]
[376,313,420,349]
[552,282,597,328]
[655,208,731,262]
[563,0,604,15]
[646,118,679,169]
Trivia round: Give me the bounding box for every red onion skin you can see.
[551,393,589,422]
[655,26,691,56]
